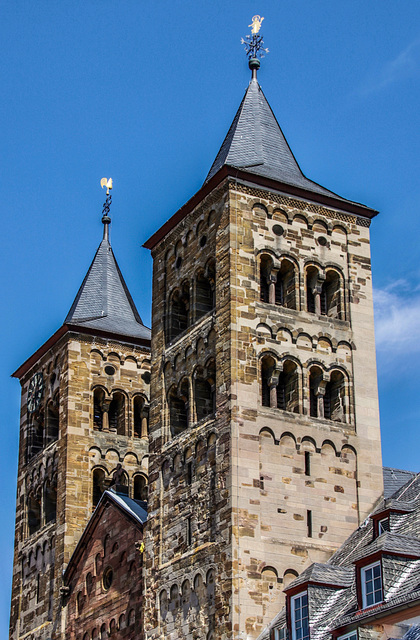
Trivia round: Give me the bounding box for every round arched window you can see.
[102,566,113,591]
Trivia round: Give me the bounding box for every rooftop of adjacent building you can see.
[258,468,420,640]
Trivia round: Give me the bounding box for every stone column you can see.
[268,370,280,409]
[102,399,111,432]
[269,272,278,305]
[141,407,149,439]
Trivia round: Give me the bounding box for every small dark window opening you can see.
[306,266,318,314]
[260,255,272,303]
[93,388,105,430]
[108,392,125,435]
[200,235,207,247]
[195,378,214,421]
[175,256,182,269]
[133,475,148,502]
[195,274,213,319]
[276,360,299,413]
[45,400,59,445]
[261,356,275,407]
[169,391,188,437]
[28,411,45,459]
[187,461,193,485]
[324,371,345,422]
[309,367,323,418]
[36,574,40,603]
[44,483,57,524]
[169,287,189,340]
[104,365,115,376]
[304,451,311,476]
[321,270,342,319]
[307,510,312,538]
[93,469,105,508]
[275,259,296,309]
[187,516,192,546]
[103,567,113,591]
[28,495,41,536]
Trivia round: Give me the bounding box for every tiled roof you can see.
[350,532,420,563]
[204,78,367,209]
[284,563,353,591]
[106,491,147,525]
[65,235,150,342]
[258,472,420,640]
[384,467,417,498]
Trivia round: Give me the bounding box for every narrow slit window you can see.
[307,510,312,538]
[304,451,311,476]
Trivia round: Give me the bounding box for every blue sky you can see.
[1,0,420,633]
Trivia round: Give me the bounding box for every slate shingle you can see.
[205,79,367,210]
[65,236,150,342]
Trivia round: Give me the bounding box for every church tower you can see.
[10,192,151,639]
[143,27,383,640]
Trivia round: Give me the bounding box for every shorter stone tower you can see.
[10,201,151,640]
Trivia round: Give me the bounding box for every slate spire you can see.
[205,77,344,202]
[65,194,150,342]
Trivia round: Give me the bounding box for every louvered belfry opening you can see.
[260,255,272,303]
[108,392,125,435]
[276,259,296,309]
[169,285,190,341]
[324,370,345,422]
[277,360,299,413]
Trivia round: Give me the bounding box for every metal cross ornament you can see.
[241,15,269,61]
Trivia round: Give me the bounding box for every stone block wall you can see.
[145,177,383,640]
[64,499,144,640]
[10,331,150,639]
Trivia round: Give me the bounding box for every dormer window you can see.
[378,517,389,535]
[361,561,383,608]
[291,592,309,640]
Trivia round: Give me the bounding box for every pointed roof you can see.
[65,234,151,342]
[205,78,352,204]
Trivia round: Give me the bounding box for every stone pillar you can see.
[141,408,148,439]
[268,370,280,409]
[269,272,278,305]
[102,399,111,432]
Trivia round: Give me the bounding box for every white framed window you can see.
[291,591,309,640]
[337,632,357,640]
[378,518,389,535]
[361,561,383,608]
[274,629,286,640]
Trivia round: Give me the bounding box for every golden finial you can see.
[101,177,113,195]
[249,15,264,35]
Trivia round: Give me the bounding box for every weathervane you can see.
[241,15,269,78]
[100,177,113,239]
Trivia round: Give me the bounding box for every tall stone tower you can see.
[10,204,151,639]
[143,47,383,640]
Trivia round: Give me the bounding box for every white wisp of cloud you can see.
[358,37,420,95]
[374,282,420,356]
